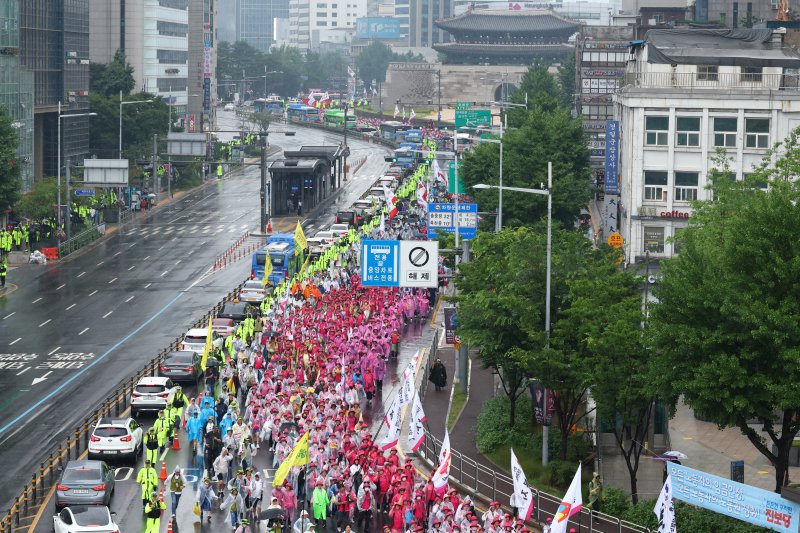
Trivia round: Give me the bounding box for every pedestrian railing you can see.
[0,279,249,533]
[57,223,104,258]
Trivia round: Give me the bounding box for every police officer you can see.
[136,460,159,508]
[144,427,159,465]
[0,261,6,288]
[171,386,189,427]
[153,410,171,452]
[144,491,166,532]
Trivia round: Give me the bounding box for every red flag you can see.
[382,184,399,221]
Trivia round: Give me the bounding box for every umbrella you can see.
[280,422,299,434]
[205,358,222,367]
[259,508,286,521]
[663,451,688,460]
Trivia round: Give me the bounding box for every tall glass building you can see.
[0,0,35,192]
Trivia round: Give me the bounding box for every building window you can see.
[644,171,668,201]
[674,172,699,202]
[652,12,664,23]
[159,0,188,8]
[676,117,700,147]
[317,20,327,25]
[745,118,770,148]
[157,21,188,37]
[697,65,718,81]
[741,66,763,82]
[643,226,665,254]
[317,12,327,16]
[157,49,188,64]
[316,3,326,6]
[645,116,668,146]
[713,117,737,147]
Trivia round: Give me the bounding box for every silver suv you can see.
[88,417,143,463]
[130,376,176,418]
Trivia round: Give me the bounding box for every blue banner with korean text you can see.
[668,462,800,532]
[360,240,400,287]
[604,120,620,195]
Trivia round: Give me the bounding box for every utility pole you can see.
[260,134,268,234]
[343,104,349,182]
[152,134,158,203]
[542,162,553,467]
[65,158,72,241]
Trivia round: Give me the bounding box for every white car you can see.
[240,280,268,302]
[314,230,338,245]
[88,417,143,463]
[180,327,222,353]
[130,377,178,418]
[54,505,119,533]
[224,103,236,111]
[329,223,350,238]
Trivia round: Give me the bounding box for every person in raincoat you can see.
[311,480,330,527]
[186,410,204,453]
[221,486,245,529]
[197,476,217,523]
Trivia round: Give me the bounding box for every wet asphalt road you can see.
[0,112,392,514]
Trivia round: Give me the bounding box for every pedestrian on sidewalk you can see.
[588,472,605,523]
[197,477,217,523]
[166,465,186,513]
[429,359,447,392]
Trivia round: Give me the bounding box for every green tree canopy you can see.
[648,129,800,493]
[357,42,395,87]
[89,92,172,159]
[90,50,135,97]
[14,177,61,221]
[0,106,21,212]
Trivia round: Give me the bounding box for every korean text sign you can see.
[604,120,620,195]
[668,462,800,532]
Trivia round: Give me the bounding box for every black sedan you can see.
[158,350,202,383]
[55,460,115,511]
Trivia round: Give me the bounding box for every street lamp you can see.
[57,102,97,238]
[261,69,283,99]
[118,91,153,158]
[474,161,554,466]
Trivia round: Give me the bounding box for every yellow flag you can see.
[294,221,307,256]
[200,317,213,371]
[261,254,273,286]
[273,432,310,487]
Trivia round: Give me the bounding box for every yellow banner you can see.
[294,221,308,256]
[200,317,213,371]
[272,432,310,486]
[261,253,273,286]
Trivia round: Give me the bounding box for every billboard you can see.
[604,120,619,195]
[355,17,401,40]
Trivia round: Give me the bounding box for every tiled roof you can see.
[433,42,574,55]
[435,10,580,34]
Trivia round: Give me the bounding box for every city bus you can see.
[251,234,303,285]
[400,129,423,143]
[323,109,358,129]
[287,104,320,123]
[380,121,411,141]
[253,98,284,115]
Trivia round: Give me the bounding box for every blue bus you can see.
[254,98,284,115]
[380,121,411,141]
[251,234,301,285]
[394,148,416,168]
[401,129,423,143]
[287,104,320,123]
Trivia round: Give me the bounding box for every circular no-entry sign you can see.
[409,247,429,267]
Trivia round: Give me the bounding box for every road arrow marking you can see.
[32,371,52,386]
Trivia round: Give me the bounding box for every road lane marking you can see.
[56,284,65,290]
[9,338,21,345]
[125,295,135,302]
[97,261,105,266]
[0,292,185,436]
[144,283,152,288]
[32,298,42,303]
[88,290,98,296]
[48,347,61,356]
[175,259,182,265]
[161,271,169,277]
[108,278,117,284]
[129,242,136,247]
[102,311,113,318]
[78,328,89,335]
[144,255,151,261]
[113,251,121,257]
[77,271,86,278]
[65,303,76,310]
[128,265,136,271]
[16,367,30,376]
[158,245,166,250]
[39,319,51,327]
[188,250,195,256]
[3,312,15,319]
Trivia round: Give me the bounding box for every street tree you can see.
[506,62,562,127]
[0,106,21,212]
[648,128,800,493]
[356,42,395,88]
[15,177,61,221]
[557,54,576,110]
[89,92,172,159]
[460,106,591,230]
[90,50,135,97]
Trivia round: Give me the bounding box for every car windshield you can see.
[135,385,165,394]
[62,467,101,482]
[73,507,110,527]
[167,354,193,364]
[94,427,128,438]
[184,336,205,344]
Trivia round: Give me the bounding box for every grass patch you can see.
[447,386,467,431]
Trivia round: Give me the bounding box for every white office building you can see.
[289,0,367,49]
[615,28,800,264]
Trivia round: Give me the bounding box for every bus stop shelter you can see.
[271,145,350,216]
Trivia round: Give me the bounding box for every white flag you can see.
[410,108,416,121]
[380,393,403,450]
[431,430,451,493]
[347,65,355,78]
[416,180,428,210]
[402,107,406,121]
[372,87,378,96]
[551,463,582,533]
[408,390,427,451]
[510,448,535,521]
[433,159,449,189]
[394,104,400,119]
[654,475,677,533]
[379,211,385,233]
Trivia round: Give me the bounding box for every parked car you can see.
[130,376,177,418]
[334,210,358,228]
[329,224,350,238]
[88,417,143,463]
[179,327,222,353]
[239,280,268,302]
[55,461,115,511]
[53,505,119,533]
[223,103,236,111]
[218,301,256,324]
[211,318,236,338]
[158,351,202,383]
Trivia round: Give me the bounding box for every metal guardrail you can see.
[623,71,799,92]
[0,280,249,533]
[57,224,105,258]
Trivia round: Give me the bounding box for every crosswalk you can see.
[121,223,252,237]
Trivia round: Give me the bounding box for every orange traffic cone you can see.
[166,515,174,533]
[159,461,168,481]
[172,433,181,451]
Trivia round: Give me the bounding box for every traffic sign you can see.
[455,101,473,110]
[360,240,400,287]
[73,189,95,197]
[607,232,624,248]
[427,203,478,240]
[399,240,438,288]
[455,109,492,129]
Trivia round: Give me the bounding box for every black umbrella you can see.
[259,508,286,521]
[279,422,299,434]
[205,358,222,367]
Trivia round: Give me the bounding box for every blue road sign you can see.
[360,239,400,287]
[427,203,478,239]
[73,189,95,197]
